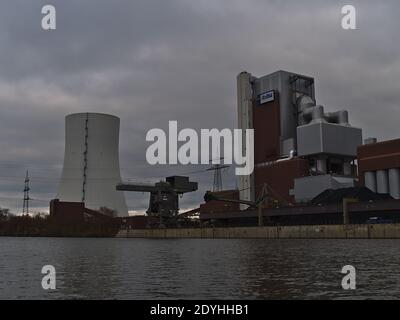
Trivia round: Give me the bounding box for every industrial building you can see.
[358,138,400,199]
[199,70,400,226]
[237,70,361,204]
[49,70,400,231]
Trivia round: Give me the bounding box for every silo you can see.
[376,170,389,194]
[388,168,400,199]
[57,113,128,216]
[364,171,377,193]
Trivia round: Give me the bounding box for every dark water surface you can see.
[0,237,399,299]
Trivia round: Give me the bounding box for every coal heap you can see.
[311,187,393,205]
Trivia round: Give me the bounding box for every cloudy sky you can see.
[0,0,399,214]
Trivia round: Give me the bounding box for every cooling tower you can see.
[57,113,128,216]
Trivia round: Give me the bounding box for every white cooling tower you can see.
[57,113,128,216]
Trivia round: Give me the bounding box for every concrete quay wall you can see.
[116,224,400,239]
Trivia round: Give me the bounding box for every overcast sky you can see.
[0,0,399,214]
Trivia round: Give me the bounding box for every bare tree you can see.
[0,207,11,221]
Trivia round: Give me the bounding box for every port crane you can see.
[116,176,198,226]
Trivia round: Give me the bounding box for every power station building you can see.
[57,113,128,216]
[52,71,400,227]
[199,70,400,226]
[237,70,363,206]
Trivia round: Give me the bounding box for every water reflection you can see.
[0,237,400,299]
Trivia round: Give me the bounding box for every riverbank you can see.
[0,214,120,237]
[116,223,400,239]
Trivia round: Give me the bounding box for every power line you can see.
[0,196,48,202]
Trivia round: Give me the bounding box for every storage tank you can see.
[389,168,400,199]
[376,170,389,194]
[57,113,128,216]
[364,171,377,193]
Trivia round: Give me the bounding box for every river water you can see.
[0,237,399,299]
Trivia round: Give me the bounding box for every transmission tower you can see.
[207,159,229,192]
[23,170,30,214]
